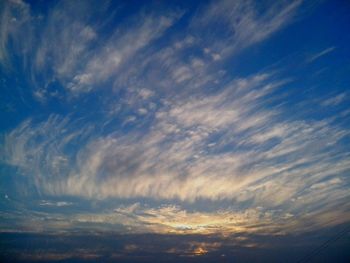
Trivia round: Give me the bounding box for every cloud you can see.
[6,200,347,236]
[1,0,301,100]
[320,92,347,106]
[0,0,32,67]
[72,204,275,235]
[66,13,178,94]
[307,46,336,63]
[1,0,181,99]
[2,226,350,263]
[2,71,350,235]
[191,0,302,56]
[39,200,73,207]
[1,0,349,240]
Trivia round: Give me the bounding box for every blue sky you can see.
[0,0,350,262]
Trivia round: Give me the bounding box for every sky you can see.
[0,0,350,262]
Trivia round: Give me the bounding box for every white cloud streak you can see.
[0,0,33,67]
[307,46,336,63]
[320,92,347,106]
[191,0,302,57]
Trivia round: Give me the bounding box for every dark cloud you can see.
[1,224,350,263]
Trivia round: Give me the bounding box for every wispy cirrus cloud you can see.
[1,0,349,245]
[2,69,350,235]
[0,0,32,67]
[65,13,179,94]
[320,92,347,106]
[191,0,302,57]
[307,46,336,63]
[0,0,301,100]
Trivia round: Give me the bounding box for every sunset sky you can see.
[1,0,350,262]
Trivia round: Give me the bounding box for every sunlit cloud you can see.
[0,1,350,261]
